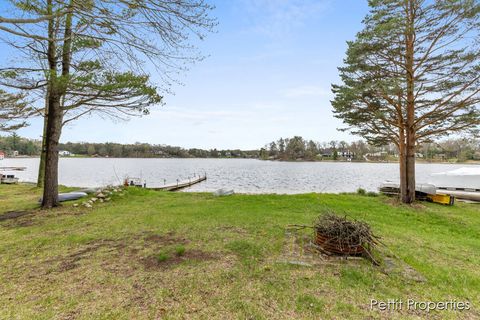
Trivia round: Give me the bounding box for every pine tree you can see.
[332,0,480,203]
[0,90,33,131]
[0,0,215,208]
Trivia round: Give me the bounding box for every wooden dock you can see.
[147,175,207,191]
[0,167,27,171]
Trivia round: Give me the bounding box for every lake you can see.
[2,158,479,193]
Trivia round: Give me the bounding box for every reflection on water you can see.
[1,158,479,193]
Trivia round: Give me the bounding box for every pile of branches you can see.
[314,212,380,260]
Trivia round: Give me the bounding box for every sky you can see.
[5,0,370,149]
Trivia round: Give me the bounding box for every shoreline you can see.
[2,156,480,165]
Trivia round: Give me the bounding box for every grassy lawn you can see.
[0,184,479,319]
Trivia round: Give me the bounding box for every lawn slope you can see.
[0,184,479,319]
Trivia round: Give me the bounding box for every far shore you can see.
[261,158,480,165]
[2,155,480,165]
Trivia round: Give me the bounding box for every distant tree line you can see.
[0,134,258,159]
[58,141,259,159]
[2,134,479,162]
[261,136,384,161]
[420,139,480,162]
[0,133,40,156]
[261,136,480,162]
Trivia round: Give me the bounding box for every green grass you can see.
[157,252,170,262]
[1,184,479,319]
[175,245,186,256]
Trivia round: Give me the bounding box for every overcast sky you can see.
[9,0,369,149]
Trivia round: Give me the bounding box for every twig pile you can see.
[314,212,379,257]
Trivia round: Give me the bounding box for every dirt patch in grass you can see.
[49,239,127,273]
[0,210,39,228]
[142,249,218,270]
[0,210,32,221]
[48,232,203,274]
[383,197,427,210]
[59,309,80,320]
[1,206,84,229]
[144,232,189,245]
[57,250,89,272]
[5,217,36,227]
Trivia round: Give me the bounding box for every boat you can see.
[124,177,145,187]
[58,192,88,202]
[379,181,455,205]
[213,188,234,196]
[77,187,100,194]
[0,166,26,184]
[38,192,88,203]
[0,174,19,184]
[436,188,480,202]
[431,167,480,190]
[379,181,437,196]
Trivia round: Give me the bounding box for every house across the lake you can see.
[339,150,355,158]
[59,150,72,157]
[0,151,4,160]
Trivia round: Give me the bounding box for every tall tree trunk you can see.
[42,94,62,208]
[42,0,57,208]
[405,127,416,203]
[403,0,416,204]
[37,98,48,187]
[41,0,74,208]
[398,128,408,201]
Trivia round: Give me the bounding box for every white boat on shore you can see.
[0,166,26,185]
[379,181,480,202]
[0,174,19,184]
[379,181,437,196]
[432,167,480,176]
[431,166,480,190]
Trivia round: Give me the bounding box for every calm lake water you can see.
[2,158,479,193]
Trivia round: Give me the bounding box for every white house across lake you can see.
[59,150,72,157]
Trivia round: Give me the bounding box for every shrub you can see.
[356,188,366,195]
[175,245,186,256]
[157,252,169,262]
